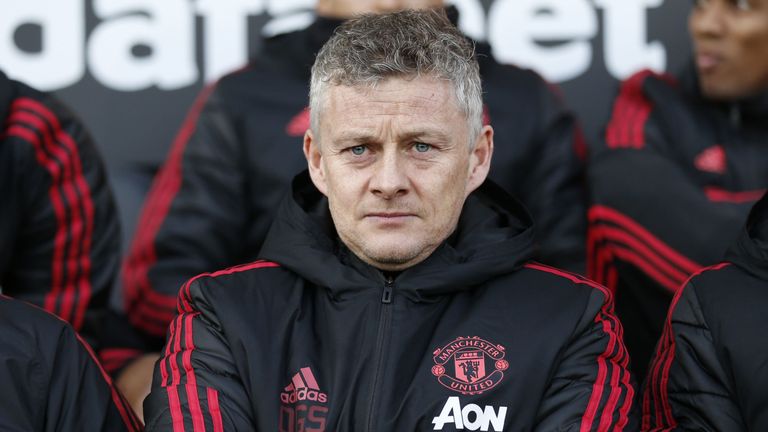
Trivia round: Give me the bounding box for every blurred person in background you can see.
[0,69,137,429]
[0,69,121,348]
[113,0,587,416]
[588,0,768,382]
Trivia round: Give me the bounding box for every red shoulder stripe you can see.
[642,262,731,431]
[605,70,676,150]
[75,333,142,431]
[179,260,280,314]
[524,263,633,430]
[207,388,224,432]
[5,98,96,331]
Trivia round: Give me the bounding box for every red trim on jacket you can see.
[588,205,703,294]
[99,348,145,375]
[75,334,143,431]
[524,263,633,431]
[207,388,224,432]
[157,260,279,430]
[642,262,731,432]
[605,70,676,150]
[5,98,95,331]
[704,187,765,204]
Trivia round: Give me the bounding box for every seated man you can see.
[588,0,768,380]
[121,0,584,351]
[143,10,635,431]
[643,192,768,431]
[0,69,121,347]
[0,294,141,431]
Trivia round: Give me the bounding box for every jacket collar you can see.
[260,171,536,302]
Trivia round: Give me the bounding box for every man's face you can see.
[315,0,444,18]
[304,77,493,271]
[689,0,768,100]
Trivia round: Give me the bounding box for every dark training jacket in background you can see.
[588,65,768,381]
[119,9,587,356]
[143,172,635,431]
[643,193,768,431]
[0,295,141,431]
[0,70,121,349]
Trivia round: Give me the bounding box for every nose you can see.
[369,149,409,199]
[690,1,726,40]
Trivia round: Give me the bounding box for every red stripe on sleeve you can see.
[593,226,690,287]
[524,263,633,431]
[167,386,185,432]
[704,187,766,204]
[75,333,141,432]
[11,98,96,331]
[5,124,70,319]
[580,317,611,432]
[589,206,702,274]
[207,388,224,432]
[181,313,206,432]
[604,70,680,150]
[605,71,653,149]
[642,262,731,431]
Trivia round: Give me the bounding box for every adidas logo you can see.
[280,366,328,404]
[694,145,726,174]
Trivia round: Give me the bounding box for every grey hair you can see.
[309,9,483,147]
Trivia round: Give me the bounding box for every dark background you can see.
[1,0,693,249]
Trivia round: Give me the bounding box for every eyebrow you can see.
[333,129,452,146]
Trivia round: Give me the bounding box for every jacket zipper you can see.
[366,276,394,432]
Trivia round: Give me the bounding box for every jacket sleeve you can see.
[532,277,638,431]
[122,82,248,340]
[0,90,121,348]
[143,276,255,431]
[47,326,144,431]
[0,296,141,431]
[642,269,744,431]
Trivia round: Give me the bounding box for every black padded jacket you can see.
[143,172,634,432]
[588,65,768,381]
[642,192,768,431]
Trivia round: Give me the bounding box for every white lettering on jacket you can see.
[432,397,508,431]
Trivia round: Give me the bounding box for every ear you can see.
[466,125,494,196]
[304,129,328,196]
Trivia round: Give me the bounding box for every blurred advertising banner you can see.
[0,0,691,243]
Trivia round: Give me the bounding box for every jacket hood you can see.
[726,192,768,280]
[260,171,536,302]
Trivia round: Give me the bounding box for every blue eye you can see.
[350,145,366,155]
[414,142,431,153]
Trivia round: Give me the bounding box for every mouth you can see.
[696,51,723,73]
[364,212,417,224]
[366,212,416,219]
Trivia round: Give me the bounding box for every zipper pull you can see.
[382,278,394,304]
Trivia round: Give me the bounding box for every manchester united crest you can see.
[432,336,509,395]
